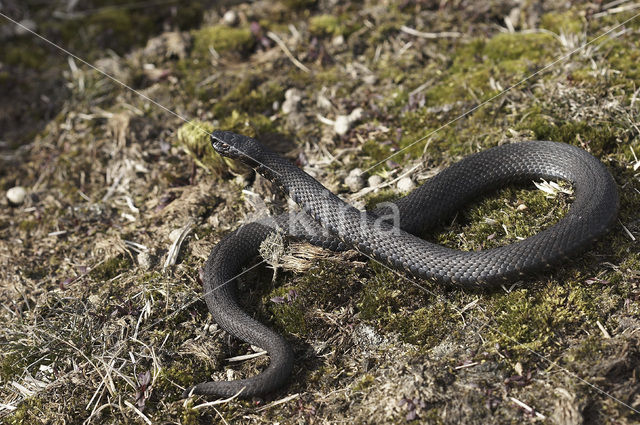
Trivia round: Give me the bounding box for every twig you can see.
[124,401,152,425]
[226,351,267,362]
[509,397,546,419]
[593,2,640,17]
[190,389,245,409]
[596,320,612,338]
[400,25,461,39]
[256,393,301,412]
[163,220,194,271]
[266,31,310,73]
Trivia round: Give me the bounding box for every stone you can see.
[6,186,26,205]
[396,177,415,192]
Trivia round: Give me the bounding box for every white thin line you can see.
[356,249,640,415]
[0,12,281,177]
[361,11,640,176]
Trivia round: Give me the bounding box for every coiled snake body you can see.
[183,130,618,398]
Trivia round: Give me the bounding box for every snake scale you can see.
[182,130,618,398]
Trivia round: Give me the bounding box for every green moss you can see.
[176,119,226,174]
[539,10,583,34]
[353,374,375,391]
[281,0,317,10]
[18,219,38,233]
[359,265,458,346]
[364,189,401,211]
[434,185,570,252]
[309,14,343,37]
[90,255,132,281]
[604,38,640,84]
[486,280,610,356]
[212,77,284,117]
[192,25,255,57]
[218,110,278,137]
[520,115,618,156]
[5,397,43,425]
[1,43,47,69]
[268,287,308,336]
[361,139,393,167]
[424,32,557,107]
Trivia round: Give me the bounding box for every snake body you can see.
[183,130,618,398]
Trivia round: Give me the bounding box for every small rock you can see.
[367,175,383,187]
[332,35,344,46]
[334,107,364,136]
[333,115,351,136]
[286,112,307,131]
[363,74,377,85]
[137,251,152,270]
[6,186,26,205]
[397,177,415,192]
[168,228,182,243]
[316,93,332,111]
[282,88,303,114]
[345,168,365,192]
[15,19,36,36]
[223,10,238,26]
[348,107,364,122]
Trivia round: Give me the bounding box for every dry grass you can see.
[1,0,640,423]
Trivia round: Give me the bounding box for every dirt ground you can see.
[1,0,639,424]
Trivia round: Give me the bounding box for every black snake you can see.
[182,130,618,398]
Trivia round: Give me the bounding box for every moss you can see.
[358,265,458,346]
[309,14,343,37]
[18,219,38,233]
[268,286,308,335]
[361,139,393,168]
[0,352,27,382]
[424,32,557,107]
[90,255,132,281]
[364,188,401,211]
[484,32,556,69]
[212,76,284,117]
[192,25,255,57]
[176,119,226,174]
[486,280,611,357]
[281,0,317,10]
[5,397,43,425]
[520,115,619,156]
[434,185,570,252]
[353,374,375,391]
[1,42,47,69]
[604,38,640,84]
[539,10,583,34]
[218,110,278,138]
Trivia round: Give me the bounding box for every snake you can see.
[182,130,618,398]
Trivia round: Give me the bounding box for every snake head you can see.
[210,130,264,165]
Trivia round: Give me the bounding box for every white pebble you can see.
[367,175,383,187]
[168,228,182,243]
[282,88,303,114]
[6,186,26,205]
[348,107,363,122]
[333,115,351,136]
[223,10,238,25]
[396,177,415,192]
[345,168,365,192]
[137,252,152,270]
[15,19,36,36]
